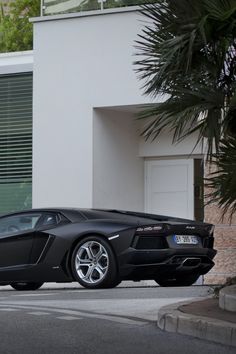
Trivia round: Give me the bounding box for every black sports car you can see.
[0,208,216,290]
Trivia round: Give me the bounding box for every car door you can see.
[0,213,42,269]
[28,213,62,264]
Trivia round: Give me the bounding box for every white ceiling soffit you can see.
[95,104,148,114]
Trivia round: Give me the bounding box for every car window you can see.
[40,213,59,227]
[0,214,42,237]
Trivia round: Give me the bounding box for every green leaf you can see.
[0,0,40,53]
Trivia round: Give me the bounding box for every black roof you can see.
[0,207,198,224]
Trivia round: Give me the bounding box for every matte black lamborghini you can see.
[0,208,216,290]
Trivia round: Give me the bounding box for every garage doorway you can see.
[145,159,203,220]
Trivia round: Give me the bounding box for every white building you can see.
[0,7,204,221]
[1,5,236,284]
[32,7,204,220]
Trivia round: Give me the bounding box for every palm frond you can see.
[138,85,225,156]
[205,136,236,221]
[135,0,236,163]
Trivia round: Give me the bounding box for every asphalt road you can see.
[0,284,234,354]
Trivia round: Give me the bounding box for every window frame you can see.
[0,212,42,237]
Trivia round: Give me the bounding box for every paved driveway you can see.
[0,284,233,354]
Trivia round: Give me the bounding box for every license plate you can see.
[174,235,198,245]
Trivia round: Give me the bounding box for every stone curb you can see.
[219,285,236,312]
[157,299,236,347]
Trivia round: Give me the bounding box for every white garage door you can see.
[145,159,194,219]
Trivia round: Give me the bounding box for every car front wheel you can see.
[10,282,44,291]
[71,236,119,289]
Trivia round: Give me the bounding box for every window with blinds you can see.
[0,73,32,214]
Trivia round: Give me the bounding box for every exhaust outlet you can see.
[181,257,201,267]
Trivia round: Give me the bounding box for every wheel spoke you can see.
[76,254,92,270]
[76,262,91,270]
[76,254,91,266]
[83,265,95,282]
[81,245,93,260]
[95,246,104,262]
[95,264,106,277]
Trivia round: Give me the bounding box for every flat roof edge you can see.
[0,50,33,59]
[0,51,33,75]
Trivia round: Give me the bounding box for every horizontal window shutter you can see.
[0,73,32,214]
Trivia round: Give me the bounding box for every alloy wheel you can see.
[75,240,109,285]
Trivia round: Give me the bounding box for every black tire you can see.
[10,282,44,291]
[155,274,200,287]
[71,236,119,289]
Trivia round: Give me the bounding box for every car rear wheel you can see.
[71,236,119,289]
[10,282,44,291]
[155,274,200,287]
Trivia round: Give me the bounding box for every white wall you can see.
[32,9,152,208]
[32,8,202,209]
[93,109,144,211]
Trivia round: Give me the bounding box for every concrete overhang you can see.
[0,51,33,75]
